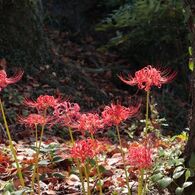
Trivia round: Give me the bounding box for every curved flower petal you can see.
[6,70,24,84]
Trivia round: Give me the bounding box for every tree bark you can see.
[184,1,195,193]
[184,0,195,158]
[0,0,50,69]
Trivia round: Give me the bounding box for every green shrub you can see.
[97,0,188,66]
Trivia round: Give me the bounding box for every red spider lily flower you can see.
[72,113,104,135]
[70,139,104,163]
[102,103,139,126]
[128,142,152,169]
[18,114,50,127]
[119,65,177,91]
[0,69,23,91]
[24,95,60,111]
[53,101,81,126]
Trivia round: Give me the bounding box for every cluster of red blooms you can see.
[128,142,153,169]
[19,65,176,134]
[70,138,105,163]
[19,95,140,163]
[119,65,176,91]
[53,100,139,135]
[19,95,61,127]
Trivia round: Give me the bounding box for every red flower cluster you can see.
[128,143,152,169]
[24,95,60,111]
[102,103,139,126]
[70,139,104,163]
[119,65,176,91]
[53,101,81,126]
[73,113,104,135]
[0,70,23,91]
[19,114,49,127]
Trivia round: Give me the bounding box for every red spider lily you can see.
[119,65,177,91]
[24,95,60,111]
[102,103,139,126]
[53,101,81,127]
[18,114,50,127]
[0,69,23,91]
[128,142,152,169]
[70,139,105,163]
[72,113,104,135]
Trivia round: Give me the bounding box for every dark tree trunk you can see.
[0,0,50,69]
[184,0,195,193]
[184,0,195,159]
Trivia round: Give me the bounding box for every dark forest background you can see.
[0,0,190,133]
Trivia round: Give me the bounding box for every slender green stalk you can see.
[0,99,25,187]
[84,162,91,195]
[143,171,148,195]
[145,90,150,134]
[35,125,38,148]
[138,169,144,195]
[35,125,40,195]
[36,168,40,195]
[116,125,131,195]
[68,127,86,195]
[90,133,103,195]
[68,127,75,144]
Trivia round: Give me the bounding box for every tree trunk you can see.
[184,0,195,158]
[184,0,195,193]
[0,0,50,69]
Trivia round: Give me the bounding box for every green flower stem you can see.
[68,127,75,144]
[31,110,46,195]
[143,171,148,195]
[0,99,25,187]
[36,173,40,195]
[145,90,150,134]
[84,162,91,195]
[90,133,103,195]
[35,124,40,195]
[35,125,38,149]
[68,127,86,195]
[138,169,144,195]
[116,125,131,195]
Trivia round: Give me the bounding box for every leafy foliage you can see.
[151,135,193,194]
[97,0,187,65]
